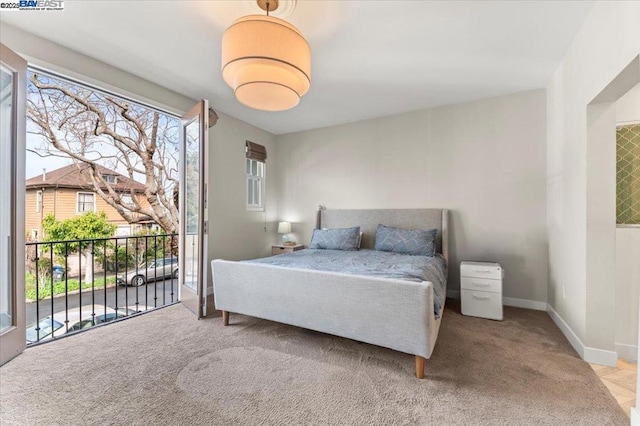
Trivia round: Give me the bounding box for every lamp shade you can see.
[222,15,311,111]
[277,221,292,234]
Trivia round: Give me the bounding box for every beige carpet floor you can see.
[0,300,629,425]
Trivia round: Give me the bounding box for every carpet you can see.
[0,300,628,425]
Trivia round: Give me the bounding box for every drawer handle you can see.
[472,294,491,300]
[472,282,490,287]
[473,270,493,274]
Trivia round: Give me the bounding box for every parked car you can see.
[114,305,155,317]
[116,257,178,286]
[26,305,118,344]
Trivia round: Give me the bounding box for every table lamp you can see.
[278,221,294,245]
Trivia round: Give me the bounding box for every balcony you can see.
[24,234,179,344]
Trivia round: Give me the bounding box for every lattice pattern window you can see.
[616,123,640,224]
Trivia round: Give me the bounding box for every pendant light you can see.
[221,0,311,111]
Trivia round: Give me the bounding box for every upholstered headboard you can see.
[317,208,449,264]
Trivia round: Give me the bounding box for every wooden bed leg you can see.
[222,311,229,326]
[415,356,425,379]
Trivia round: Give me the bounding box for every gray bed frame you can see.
[211,208,449,378]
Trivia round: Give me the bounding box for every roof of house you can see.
[26,164,146,193]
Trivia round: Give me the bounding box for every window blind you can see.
[246,141,267,162]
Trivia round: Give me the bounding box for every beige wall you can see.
[276,89,547,303]
[546,1,640,363]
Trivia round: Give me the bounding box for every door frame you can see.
[0,43,27,365]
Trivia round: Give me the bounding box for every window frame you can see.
[246,158,265,212]
[35,190,42,213]
[76,191,96,214]
[102,174,117,184]
[121,194,133,205]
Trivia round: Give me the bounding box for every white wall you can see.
[0,23,194,115]
[616,229,640,360]
[205,111,278,292]
[617,82,640,123]
[615,82,640,361]
[276,90,547,304]
[546,1,640,360]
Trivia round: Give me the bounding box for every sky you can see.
[25,133,72,180]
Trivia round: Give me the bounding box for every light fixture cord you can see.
[266,1,270,16]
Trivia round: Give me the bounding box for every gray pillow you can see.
[310,226,361,251]
[374,224,438,256]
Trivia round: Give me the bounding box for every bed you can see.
[211,208,449,378]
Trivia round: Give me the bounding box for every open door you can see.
[179,100,209,318]
[0,43,26,365]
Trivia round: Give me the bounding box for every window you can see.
[121,194,133,205]
[36,190,42,212]
[246,141,267,211]
[115,225,131,237]
[76,192,96,213]
[246,159,265,211]
[101,174,117,184]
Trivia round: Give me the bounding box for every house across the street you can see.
[25,163,156,241]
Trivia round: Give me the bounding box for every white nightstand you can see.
[460,261,504,321]
[271,244,304,255]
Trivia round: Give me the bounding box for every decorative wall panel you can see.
[617,123,640,224]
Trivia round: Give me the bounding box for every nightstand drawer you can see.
[461,276,502,294]
[272,246,290,255]
[461,290,503,321]
[271,244,304,255]
[460,262,503,280]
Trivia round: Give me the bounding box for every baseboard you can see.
[632,407,639,426]
[616,343,638,362]
[546,303,585,358]
[546,303,618,367]
[584,346,618,366]
[502,297,547,311]
[447,290,546,312]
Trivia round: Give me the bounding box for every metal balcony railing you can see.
[24,233,179,345]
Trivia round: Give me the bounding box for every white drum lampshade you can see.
[278,221,292,244]
[222,15,311,111]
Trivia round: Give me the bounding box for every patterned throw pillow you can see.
[374,224,438,257]
[309,226,361,251]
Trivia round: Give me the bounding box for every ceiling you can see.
[1,1,594,135]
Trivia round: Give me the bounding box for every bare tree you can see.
[27,72,179,235]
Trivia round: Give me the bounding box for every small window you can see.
[36,190,42,213]
[246,141,267,212]
[121,194,133,205]
[246,159,265,211]
[102,174,117,184]
[31,230,39,241]
[76,192,96,213]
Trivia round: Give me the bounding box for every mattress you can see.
[244,249,447,318]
